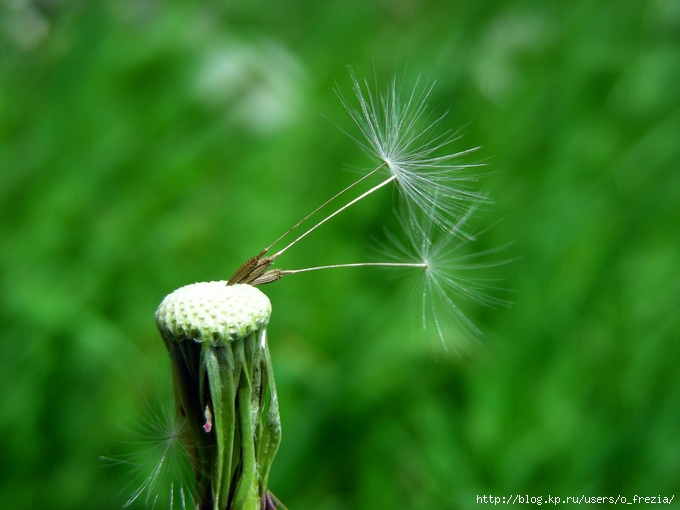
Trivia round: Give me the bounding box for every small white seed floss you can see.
[155,281,271,345]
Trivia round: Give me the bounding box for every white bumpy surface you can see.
[156,281,272,345]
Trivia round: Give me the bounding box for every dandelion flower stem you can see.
[274,175,397,257]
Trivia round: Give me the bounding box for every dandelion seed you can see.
[277,201,511,350]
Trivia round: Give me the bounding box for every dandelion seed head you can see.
[155,282,271,345]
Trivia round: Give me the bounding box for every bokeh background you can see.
[1,1,679,508]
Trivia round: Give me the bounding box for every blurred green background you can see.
[1,1,679,508]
